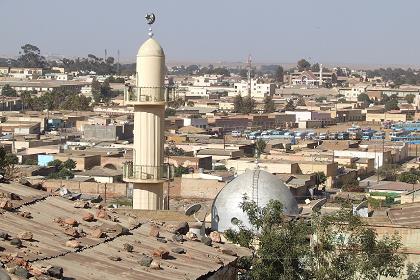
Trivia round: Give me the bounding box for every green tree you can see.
[21,90,36,110]
[296,96,306,106]
[164,145,185,156]
[174,166,189,177]
[242,96,256,114]
[165,108,176,117]
[398,172,419,184]
[315,171,327,187]
[47,159,75,179]
[233,95,243,113]
[55,168,74,179]
[297,59,311,71]
[16,44,47,68]
[407,263,420,280]
[284,100,295,111]
[214,165,227,171]
[263,95,275,113]
[1,84,17,97]
[0,148,18,180]
[315,96,327,103]
[254,139,267,158]
[378,164,401,181]
[92,80,113,103]
[311,63,320,72]
[48,159,63,171]
[226,198,406,280]
[405,94,415,104]
[275,66,284,82]
[357,93,371,103]
[385,99,399,111]
[62,159,76,170]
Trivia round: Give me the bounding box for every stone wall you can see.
[27,178,128,200]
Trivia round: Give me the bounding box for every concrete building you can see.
[288,69,334,87]
[83,123,134,141]
[74,166,123,183]
[286,110,335,128]
[54,152,101,171]
[122,31,171,210]
[193,74,222,86]
[0,80,90,94]
[366,112,407,123]
[183,117,208,129]
[338,86,368,101]
[5,67,43,79]
[233,79,275,98]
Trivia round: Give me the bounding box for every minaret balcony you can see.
[123,162,174,183]
[124,86,166,105]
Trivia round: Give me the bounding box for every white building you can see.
[44,73,73,81]
[289,68,334,87]
[285,111,332,122]
[7,67,43,79]
[183,117,208,129]
[339,86,368,101]
[232,79,275,98]
[184,85,235,98]
[193,74,222,87]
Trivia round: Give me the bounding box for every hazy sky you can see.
[1,0,420,66]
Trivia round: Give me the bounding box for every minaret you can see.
[319,63,323,87]
[123,14,171,210]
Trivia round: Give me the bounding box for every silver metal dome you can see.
[211,169,299,232]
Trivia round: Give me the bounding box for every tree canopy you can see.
[357,93,371,103]
[297,59,311,71]
[263,95,275,113]
[378,164,401,181]
[311,63,320,72]
[284,99,295,111]
[226,197,406,280]
[47,159,76,179]
[385,98,399,111]
[405,94,415,104]
[275,66,284,82]
[22,87,91,111]
[1,84,17,97]
[233,95,255,114]
[92,79,115,104]
[398,168,420,184]
[0,147,19,180]
[16,44,47,68]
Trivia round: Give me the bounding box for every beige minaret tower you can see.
[123,14,170,210]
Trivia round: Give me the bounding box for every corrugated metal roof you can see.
[0,183,248,279]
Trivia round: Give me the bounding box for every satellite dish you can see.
[184,203,207,237]
[231,217,239,225]
[185,203,201,216]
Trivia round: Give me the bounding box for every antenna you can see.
[104,49,107,62]
[145,13,156,38]
[247,54,252,96]
[117,49,120,75]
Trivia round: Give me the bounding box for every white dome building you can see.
[211,169,299,232]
